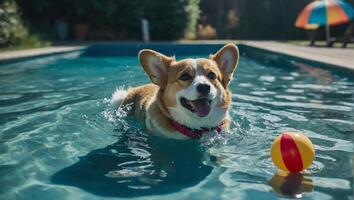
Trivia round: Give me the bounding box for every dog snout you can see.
[197,84,210,95]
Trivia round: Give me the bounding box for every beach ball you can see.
[271,132,315,172]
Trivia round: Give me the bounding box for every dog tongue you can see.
[191,99,211,117]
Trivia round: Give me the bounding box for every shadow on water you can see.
[51,128,212,197]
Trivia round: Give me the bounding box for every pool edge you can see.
[1,42,353,74]
[0,46,87,65]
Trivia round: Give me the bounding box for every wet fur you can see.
[112,43,239,139]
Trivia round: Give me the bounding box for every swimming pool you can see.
[0,44,353,200]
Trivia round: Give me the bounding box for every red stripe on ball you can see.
[280,133,303,172]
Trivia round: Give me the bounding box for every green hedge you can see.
[17,0,201,40]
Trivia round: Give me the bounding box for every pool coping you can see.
[0,46,87,64]
[0,41,353,72]
[238,41,354,71]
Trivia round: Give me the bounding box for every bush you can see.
[0,0,28,47]
[73,0,199,40]
[197,24,216,39]
[140,0,189,40]
[17,0,201,41]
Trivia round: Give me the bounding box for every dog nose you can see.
[197,84,210,95]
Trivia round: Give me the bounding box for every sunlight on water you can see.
[0,51,353,200]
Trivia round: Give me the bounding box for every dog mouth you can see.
[180,97,212,117]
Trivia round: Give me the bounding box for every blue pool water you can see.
[0,45,353,200]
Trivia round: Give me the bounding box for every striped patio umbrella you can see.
[295,0,353,42]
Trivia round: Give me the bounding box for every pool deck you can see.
[0,41,353,71]
[239,41,354,71]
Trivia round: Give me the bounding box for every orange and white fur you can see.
[111,43,239,139]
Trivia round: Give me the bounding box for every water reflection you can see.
[292,62,334,84]
[268,171,313,198]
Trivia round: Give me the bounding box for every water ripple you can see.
[0,54,352,199]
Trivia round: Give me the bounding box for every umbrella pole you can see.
[325,23,331,45]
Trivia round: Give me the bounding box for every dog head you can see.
[139,43,239,129]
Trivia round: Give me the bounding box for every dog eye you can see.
[207,72,216,80]
[180,73,192,81]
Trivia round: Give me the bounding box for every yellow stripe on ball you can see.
[292,133,315,170]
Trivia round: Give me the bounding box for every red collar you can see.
[170,119,224,139]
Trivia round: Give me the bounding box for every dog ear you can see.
[139,50,174,87]
[211,43,239,87]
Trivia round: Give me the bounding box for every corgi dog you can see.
[111,43,239,139]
